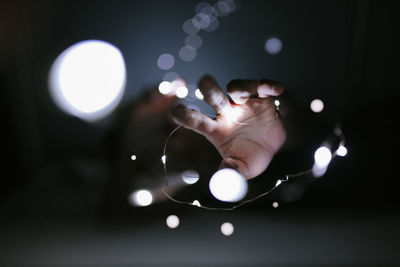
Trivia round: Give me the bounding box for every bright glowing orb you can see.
[159,81,172,95]
[176,86,189,98]
[129,190,153,207]
[272,201,279,208]
[336,145,348,157]
[166,215,180,229]
[131,155,137,161]
[49,40,126,121]
[182,170,200,184]
[221,222,234,236]
[209,168,248,202]
[310,99,324,113]
[195,89,204,100]
[314,146,332,168]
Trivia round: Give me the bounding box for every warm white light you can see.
[223,106,243,124]
[176,86,189,98]
[166,215,180,229]
[161,155,167,164]
[159,81,172,95]
[182,170,200,184]
[336,145,348,157]
[274,99,280,107]
[49,40,126,121]
[314,146,332,168]
[275,180,282,187]
[272,201,279,208]
[209,168,248,202]
[221,222,234,236]
[265,37,282,55]
[157,53,175,70]
[192,200,201,207]
[131,155,137,161]
[129,190,153,207]
[195,89,204,100]
[310,99,324,113]
[312,164,328,178]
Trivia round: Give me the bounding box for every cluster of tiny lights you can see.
[157,0,239,98]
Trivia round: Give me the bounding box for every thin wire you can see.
[160,110,345,211]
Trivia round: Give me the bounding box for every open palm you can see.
[172,75,286,179]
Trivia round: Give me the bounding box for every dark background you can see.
[1,0,399,266]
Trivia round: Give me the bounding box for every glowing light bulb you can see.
[166,215,180,229]
[176,86,189,98]
[159,81,172,95]
[161,155,167,164]
[223,106,243,124]
[275,180,282,187]
[221,222,234,236]
[195,89,204,100]
[131,154,137,161]
[209,168,248,202]
[182,170,200,184]
[192,200,201,207]
[272,201,279,208]
[310,99,324,113]
[49,40,126,122]
[274,99,280,107]
[129,190,153,207]
[314,146,332,168]
[336,145,348,157]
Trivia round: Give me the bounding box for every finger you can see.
[198,75,230,114]
[257,79,284,97]
[226,79,258,104]
[172,104,217,136]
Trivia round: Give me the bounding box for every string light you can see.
[209,168,248,202]
[272,201,279,208]
[130,154,137,161]
[159,113,347,210]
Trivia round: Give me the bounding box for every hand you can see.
[172,75,286,179]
